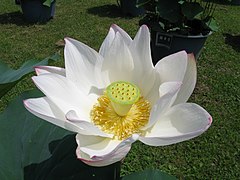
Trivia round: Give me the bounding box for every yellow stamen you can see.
[91,95,150,140]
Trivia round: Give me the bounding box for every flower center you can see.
[91,81,150,140]
[106,81,140,116]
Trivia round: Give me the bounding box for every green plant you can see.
[42,0,55,7]
[137,0,218,35]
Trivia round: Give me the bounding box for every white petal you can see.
[64,37,103,93]
[65,110,112,138]
[140,103,212,146]
[159,81,182,103]
[23,97,89,133]
[77,135,120,158]
[173,53,197,104]
[76,134,138,167]
[24,98,112,137]
[35,66,66,76]
[155,51,188,84]
[32,73,96,121]
[99,27,115,57]
[102,32,134,83]
[130,25,153,71]
[111,24,132,46]
[99,24,132,58]
[159,81,182,96]
[143,82,182,130]
[145,72,161,105]
[24,97,66,127]
[129,25,155,97]
[147,51,188,106]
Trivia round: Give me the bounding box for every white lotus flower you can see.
[24,25,212,167]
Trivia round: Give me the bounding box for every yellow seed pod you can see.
[106,81,140,116]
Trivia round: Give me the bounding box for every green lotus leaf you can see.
[0,89,70,180]
[122,169,177,180]
[0,54,60,98]
[181,2,204,20]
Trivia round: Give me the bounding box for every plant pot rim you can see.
[173,31,212,38]
[152,31,212,39]
[20,0,56,4]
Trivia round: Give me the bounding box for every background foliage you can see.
[0,0,239,179]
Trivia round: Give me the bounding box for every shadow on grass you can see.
[0,11,50,26]
[24,134,121,180]
[87,4,133,19]
[0,11,27,25]
[224,33,240,52]
[203,0,235,5]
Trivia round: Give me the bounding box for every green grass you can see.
[0,0,239,179]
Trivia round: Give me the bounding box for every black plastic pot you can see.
[232,0,240,5]
[150,30,211,65]
[15,0,21,5]
[118,0,145,17]
[20,0,56,23]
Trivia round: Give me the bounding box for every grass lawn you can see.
[0,0,239,179]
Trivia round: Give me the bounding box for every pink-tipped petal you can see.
[140,103,212,146]
[76,134,138,167]
[32,73,96,121]
[23,97,89,133]
[24,97,65,127]
[35,66,66,76]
